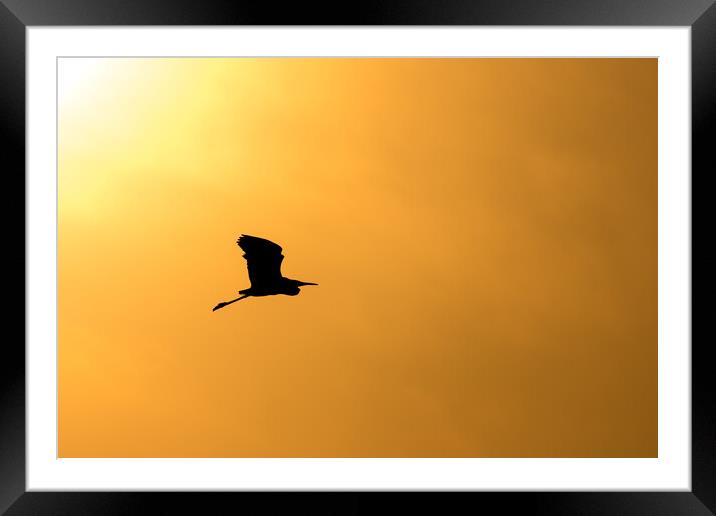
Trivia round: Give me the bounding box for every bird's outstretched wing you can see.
[237,234,284,287]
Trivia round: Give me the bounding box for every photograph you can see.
[57,57,657,459]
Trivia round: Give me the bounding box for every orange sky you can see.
[58,58,657,457]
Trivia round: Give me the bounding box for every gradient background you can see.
[58,58,657,457]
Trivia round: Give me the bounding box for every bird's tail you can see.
[212,294,248,312]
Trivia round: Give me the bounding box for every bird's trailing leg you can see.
[212,294,248,311]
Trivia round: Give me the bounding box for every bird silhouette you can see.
[212,234,318,311]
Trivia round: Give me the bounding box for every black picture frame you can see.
[3,1,713,514]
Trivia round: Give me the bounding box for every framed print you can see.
[3,0,714,514]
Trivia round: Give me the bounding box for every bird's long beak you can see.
[298,281,318,286]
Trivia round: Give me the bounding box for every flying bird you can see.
[212,234,318,311]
